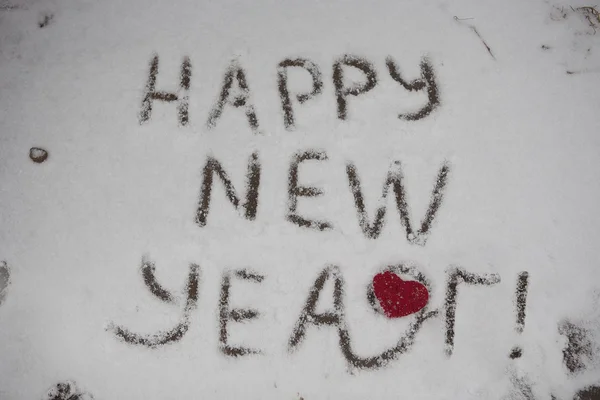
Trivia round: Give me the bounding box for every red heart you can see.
[373,271,429,318]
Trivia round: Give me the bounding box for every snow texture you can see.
[1,0,600,399]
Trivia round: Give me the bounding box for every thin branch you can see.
[566,67,600,75]
[470,26,496,60]
[454,16,496,60]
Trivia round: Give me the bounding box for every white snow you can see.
[1,0,600,399]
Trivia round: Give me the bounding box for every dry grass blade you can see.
[454,16,496,60]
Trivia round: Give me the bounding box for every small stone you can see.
[29,147,48,163]
[509,346,522,359]
[44,381,94,400]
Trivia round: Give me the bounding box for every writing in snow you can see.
[137,53,448,242]
[138,53,440,131]
[104,53,528,372]
[108,259,533,369]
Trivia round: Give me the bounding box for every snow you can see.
[0,0,600,399]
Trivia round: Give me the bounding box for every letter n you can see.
[139,54,191,126]
[196,152,261,227]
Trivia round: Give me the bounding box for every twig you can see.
[566,66,600,75]
[454,16,496,60]
[578,5,600,21]
[470,26,496,60]
[577,6,600,33]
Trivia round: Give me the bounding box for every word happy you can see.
[138,54,440,131]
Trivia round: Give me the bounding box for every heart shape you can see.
[373,271,429,318]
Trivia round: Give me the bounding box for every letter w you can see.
[346,160,450,245]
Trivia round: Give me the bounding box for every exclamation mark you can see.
[510,272,529,359]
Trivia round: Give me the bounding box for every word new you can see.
[196,150,450,245]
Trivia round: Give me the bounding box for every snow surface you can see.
[1,0,600,399]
